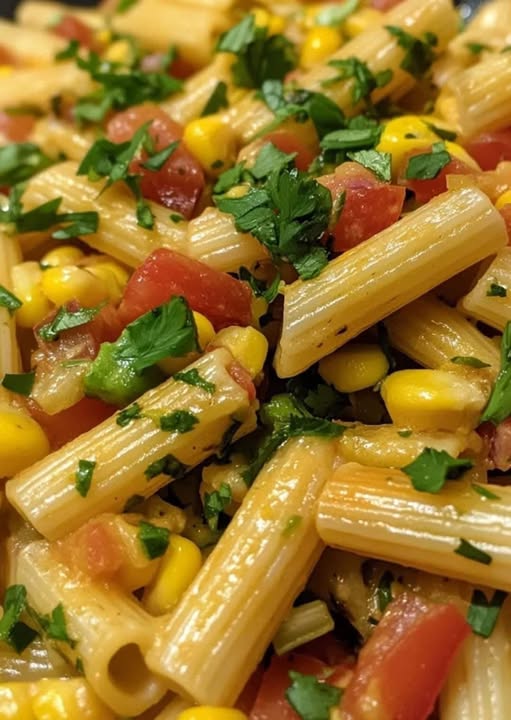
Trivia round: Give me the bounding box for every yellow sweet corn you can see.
[381,368,488,433]
[0,682,32,719]
[444,140,480,170]
[40,266,109,308]
[376,116,439,175]
[107,515,160,592]
[0,66,14,78]
[158,311,215,375]
[0,679,115,720]
[94,28,112,47]
[0,405,50,477]
[496,189,511,210]
[104,39,133,65]
[177,708,248,720]
[344,8,383,37]
[252,8,285,35]
[213,326,268,378]
[11,262,52,329]
[143,534,202,615]
[40,246,85,268]
[300,26,341,70]
[86,263,125,303]
[183,115,237,176]
[319,344,389,393]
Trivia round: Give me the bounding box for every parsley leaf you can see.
[467,589,507,638]
[405,141,451,180]
[487,282,507,297]
[159,409,199,433]
[38,304,103,342]
[455,538,492,565]
[285,671,342,720]
[0,585,38,654]
[481,322,511,425]
[466,42,490,55]
[347,149,392,182]
[36,604,75,647]
[204,482,232,530]
[138,521,170,559]
[316,0,359,27]
[471,483,500,501]
[75,459,96,497]
[386,26,438,78]
[173,368,216,394]
[201,80,229,116]
[450,356,491,369]
[216,14,297,89]
[323,57,393,108]
[402,447,474,493]
[141,140,178,171]
[377,570,394,612]
[116,402,142,427]
[0,285,22,314]
[144,454,187,480]
[1,371,35,396]
[320,124,382,152]
[0,143,52,186]
[116,0,139,12]
[251,142,297,180]
[239,266,281,304]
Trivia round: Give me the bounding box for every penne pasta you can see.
[6,348,258,539]
[316,462,511,592]
[16,540,167,716]
[16,1,104,30]
[30,117,96,163]
[275,188,507,377]
[458,248,511,331]
[0,62,95,112]
[0,20,66,66]
[0,232,22,377]
[146,436,337,706]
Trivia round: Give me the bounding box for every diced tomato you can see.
[262,131,318,172]
[0,112,36,142]
[227,361,256,403]
[464,129,511,171]
[237,667,265,714]
[107,104,205,219]
[500,205,511,243]
[140,52,196,79]
[372,0,404,8]
[56,518,123,580]
[479,418,511,471]
[318,162,405,252]
[340,593,470,720]
[0,44,15,65]
[119,248,253,330]
[26,396,115,450]
[398,147,474,205]
[51,14,96,50]
[250,653,349,720]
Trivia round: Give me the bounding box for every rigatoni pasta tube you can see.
[0,63,95,112]
[228,0,458,143]
[30,118,96,163]
[0,232,22,376]
[458,248,511,331]
[146,436,337,706]
[0,20,66,66]
[6,348,258,540]
[385,294,501,374]
[275,188,507,377]
[316,462,511,592]
[16,1,104,30]
[16,541,166,716]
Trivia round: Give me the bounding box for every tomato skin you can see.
[398,148,473,204]
[464,130,511,171]
[0,45,15,65]
[140,52,196,79]
[26,396,114,450]
[227,361,256,403]
[262,131,317,172]
[119,248,253,330]
[340,593,470,720]
[0,112,35,142]
[107,104,205,219]
[318,163,405,252]
[56,519,123,580]
[51,15,96,49]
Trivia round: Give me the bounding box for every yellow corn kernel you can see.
[11,262,53,329]
[381,369,488,433]
[252,8,285,35]
[177,708,248,720]
[319,343,389,393]
[94,28,112,47]
[376,115,439,175]
[86,264,124,303]
[40,266,109,308]
[104,39,133,65]
[0,405,50,478]
[107,516,160,592]
[225,184,250,199]
[302,4,322,29]
[496,189,511,210]
[344,8,383,37]
[300,26,341,70]
[31,679,115,720]
[158,311,214,375]
[143,534,202,615]
[213,326,268,378]
[0,682,33,720]
[183,115,237,176]
[40,246,85,268]
[0,66,13,78]
[444,140,480,170]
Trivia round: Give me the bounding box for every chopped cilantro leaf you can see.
[471,483,500,501]
[385,25,438,78]
[201,81,229,116]
[487,283,507,297]
[347,149,392,182]
[451,356,491,369]
[116,402,142,427]
[141,141,179,171]
[0,285,22,314]
[144,454,187,480]
[377,570,394,612]
[0,143,52,186]
[455,538,492,565]
[138,521,170,559]
[36,604,75,647]
[466,42,490,55]
[285,671,342,720]
[173,368,216,394]
[239,266,281,304]
[116,0,139,12]
[323,57,393,108]
[282,514,302,537]
[398,429,413,438]
[320,125,382,152]
[481,322,511,425]
[423,121,457,142]
[251,142,297,180]
[0,585,38,654]
[159,409,199,433]
[316,0,358,27]
[1,371,35,396]
[204,482,232,530]
[405,141,451,180]
[38,304,103,342]
[402,447,473,493]
[75,459,96,498]
[467,589,507,637]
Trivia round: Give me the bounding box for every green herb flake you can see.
[320,125,382,152]
[141,141,179,171]
[75,459,96,498]
[466,42,490,55]
[36,603,75,647]
[402,447,474,493]
[405,141,451,180]
[144,454,187,480]
[487,282,507,297]
[0,285,22,314]
[385,25,438,79]
[1,371,35,396]
[285,671,342,720]
[138,520,170,559]
[347,149,392,182]
[201,81,229,116]
[239,266,281,304]
[116,0,139,12]
[173,368,216,394]
[204,482,232,530]
[0,142,52,186]
[455,538,492,565]
[170,212,184,223]
[316,0,358,27]
[424,121,457,142]
[0,585,38,653]
[323,57,393,108]
[451,356,491,369]
[481,322,511,425]
[467,589,507,638]
[471,483,500,501]
[397,429,413,438]
[159,409,199,433]
[377,570,394,612]
[75,657,85,674]
[282,514,303,537]
[123,494,144,512]
[116,402,142,427]
[39,304,103,342]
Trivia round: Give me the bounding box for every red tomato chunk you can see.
[398,147,474,205]
[51,15,96,50]
[0,112,35,142]
[464,129,511,171]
